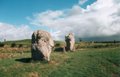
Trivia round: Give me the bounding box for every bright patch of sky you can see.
[0,0,79,25]
[1,0,120,41]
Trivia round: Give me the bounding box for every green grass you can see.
[0,47,120,77]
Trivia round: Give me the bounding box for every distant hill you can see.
[4,39,64,46]
[4,39,31,45]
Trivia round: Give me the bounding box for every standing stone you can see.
[65,33,75,51]
[31,30,54,61]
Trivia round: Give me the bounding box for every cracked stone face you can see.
[31,30,54,61]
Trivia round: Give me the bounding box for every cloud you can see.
[29,10,64,27]
[29,0,120,40]
[79,0,88,5]
[0,22,32,41]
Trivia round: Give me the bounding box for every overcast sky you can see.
[0,0,120,41]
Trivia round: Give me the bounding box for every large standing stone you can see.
[31,30,54,61]
[65,33,75,51]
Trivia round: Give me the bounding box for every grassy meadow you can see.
[0,39,120,77]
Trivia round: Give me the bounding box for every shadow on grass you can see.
[15,58,32,63]
[54,47,67,52]
[54,47,63,52]
[15,58,49,64]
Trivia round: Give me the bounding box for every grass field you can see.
[0,47,120,77]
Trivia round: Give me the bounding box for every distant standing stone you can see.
[31,30,54,61]
[65,33,75,51]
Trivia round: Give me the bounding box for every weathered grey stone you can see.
[31,30,54,61]
[65,33,75,51]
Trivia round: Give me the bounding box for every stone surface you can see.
[31,30,54,61]
[65,33,75,51]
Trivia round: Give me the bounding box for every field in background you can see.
[0,39,120,77]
